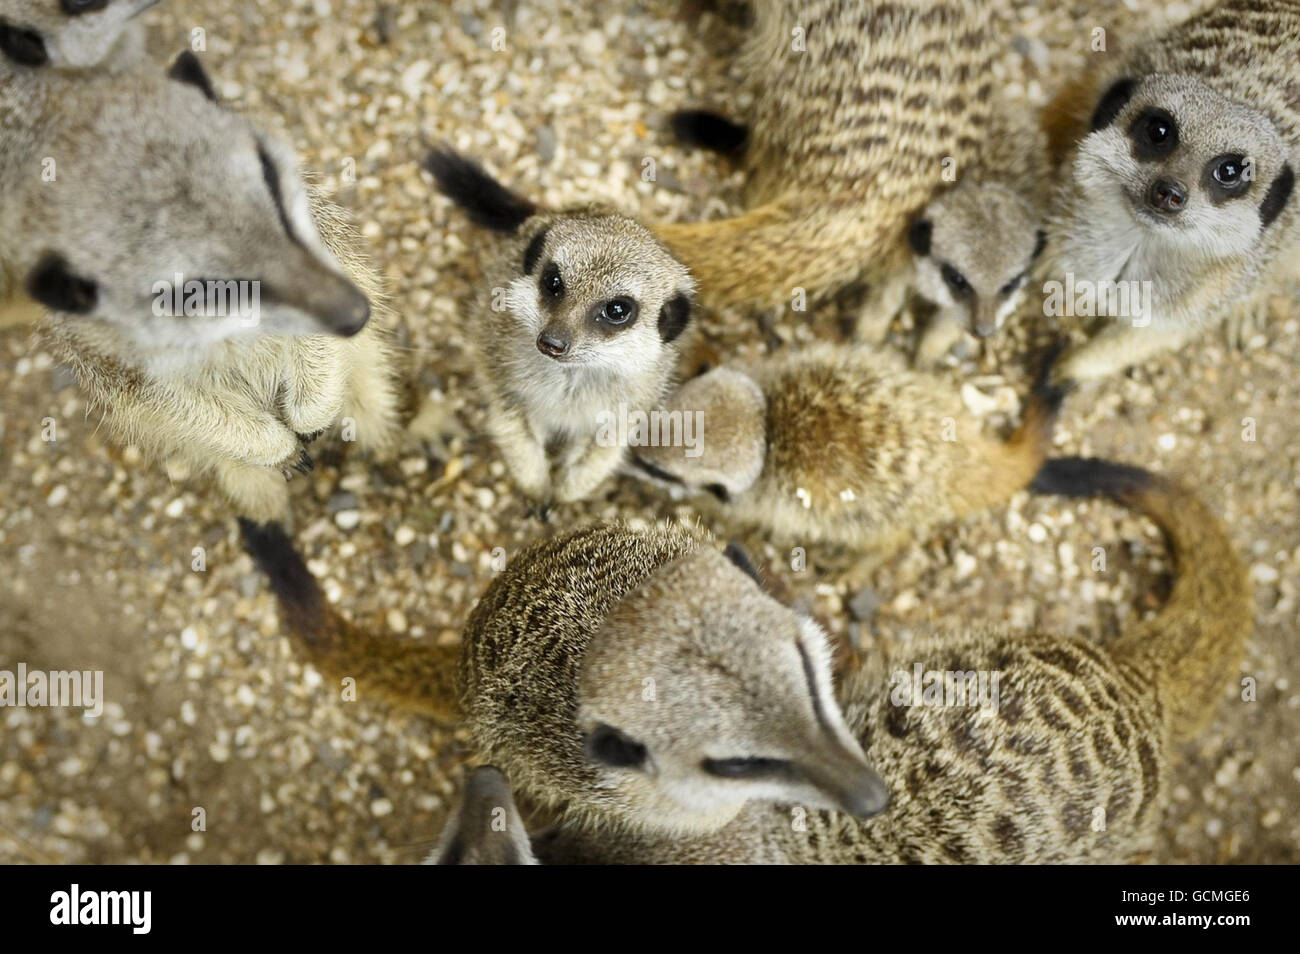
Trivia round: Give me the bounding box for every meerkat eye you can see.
[940,264,970,296]
[1131,108,1179,158]
[702,757,790,779]
[1207,153,1250,194]
[61,0,111,14]
[595,297,638,326]
[999,272,1027,296]
[541,262,564,299]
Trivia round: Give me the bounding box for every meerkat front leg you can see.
[552,439,625,504]
[280,336,351,441]
[914,308,967,368]
[854,268,910,344]
[340,329,403,457]
[490,406,551,502]
[1222,288,1271,352]
[1053,320,1200,385]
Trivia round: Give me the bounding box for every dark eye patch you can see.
[257,146,299,245]
[702,757,791,779]
[941,263,971,297]
[0,20,50,66]
[1203,153,1251,204]
[999,271,1028,296]
[1130,107,1179,161]
[585,724,647,770]
[26,253,97,315]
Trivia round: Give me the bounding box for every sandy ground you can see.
[0,0,1296,864]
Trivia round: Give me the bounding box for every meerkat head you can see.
[428,766,538,866]
[575,545,889,836]
[1073,73,1295,258]
[501,212,694,374]
[0,0,159,69]
[909,184,1046,339]
[13,52,371,359]
[631,366,767,503]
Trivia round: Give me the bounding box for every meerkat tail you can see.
[652,200,884,309]
[669,109,749,156]
[1030,458,1251,741]
[423,147,536,233]
[238,519,461,722]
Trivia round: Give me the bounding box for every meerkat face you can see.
[631,366,767,502]
[501,214,694,376]
[15,54,371,358]
[909,185,1045,339]
[575,547,889,836]
[1073,74,1295,259]
[0,0,159,68]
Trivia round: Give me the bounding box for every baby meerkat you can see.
[631,343,1066,561]
[244,458,1249,864]
[0,0,158,71]
[655,0,999,320]
[1047,0,1300,383]
[424,148,694,507]
[2,53,401,521]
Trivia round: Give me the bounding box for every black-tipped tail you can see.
[1029,457,1152,500]
[423,147,536,232]
[670,109,749,156]
[239,519,325,628]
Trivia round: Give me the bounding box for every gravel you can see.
[0,0,1295,864]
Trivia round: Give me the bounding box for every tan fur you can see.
[654,0,998,310]
[633,344,1061,558]
[2,58,401,522]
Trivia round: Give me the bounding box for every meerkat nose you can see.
[803,742,891,819]
[1148,178,1188,214]
[537,329,570,358]
[319,283,371,337]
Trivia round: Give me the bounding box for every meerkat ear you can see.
[1031,229,1047,261]
[657,292,692,343]
[0,21,50,67]
[25,253,97,314]
[1090,78,1135,132]
[430,767,537,866]
[168,50,219,102]
[585,723,648,770]
[1259,163,1294,229]
[723,542,764,588]
[521,226,549,276]
[908,219,932,256]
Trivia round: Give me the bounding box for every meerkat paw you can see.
[854,272,909,344]
[1222,296,1270,351]
[914,317,966,368]
[214,460,293,524]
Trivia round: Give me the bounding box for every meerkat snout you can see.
[1147,177,1188,214]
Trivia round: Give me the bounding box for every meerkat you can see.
[426,766,539,866]
[0,0,158,71]
[424,148,694,507]
[243,457,1249,864]
[653,0,999,324]
[630,342,1066,561]
[0,53,401,521]
[1046,0,1300,383]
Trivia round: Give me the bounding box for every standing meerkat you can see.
[244,458,1249,864]
[631,342,1066,561]
[0,0,158,71]
[424,148,694,507]
[653,0,999,322]
[1047,0,1300,383]
[1,53,402,521]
